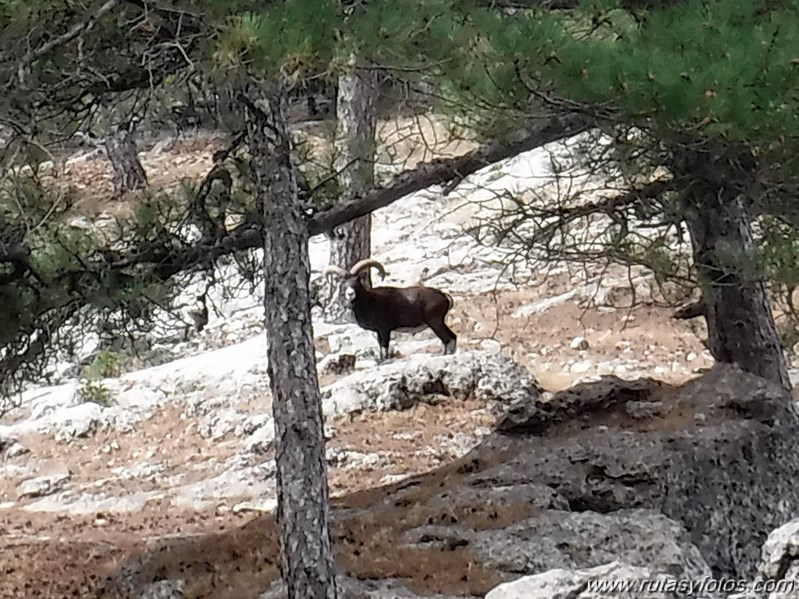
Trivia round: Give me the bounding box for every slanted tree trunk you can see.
[104,124,147,198]
[682,170,791,391]
[324,63,377,323]
[243,86,338,599]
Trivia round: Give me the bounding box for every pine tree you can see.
[445,0,799,389]
[4,3,799,597]
[105,121,148,198]
[243,82,338,598]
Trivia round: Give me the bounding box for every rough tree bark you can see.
[681,167,791,391]
[104,124,147,198]
[324,63,378,323]
[243,86,338,599]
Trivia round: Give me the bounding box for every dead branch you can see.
[81,113,592,280]
[18,0,121,70]
[673,300,706,320]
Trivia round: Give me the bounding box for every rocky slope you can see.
[104,363,799,599]
[2,123,798,598]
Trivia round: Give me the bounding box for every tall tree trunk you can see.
[324,63,377,323]
[244,86,338,599]
[104,125,147,198]
[683,181,791,391]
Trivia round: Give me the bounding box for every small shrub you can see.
[82,350,121,380]
[79,378,114,406]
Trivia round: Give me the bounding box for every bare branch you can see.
[308,113,592,235]
[20,0,121,68]
[90,114,592,277]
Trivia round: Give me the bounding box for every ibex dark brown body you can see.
[323,259,457,360]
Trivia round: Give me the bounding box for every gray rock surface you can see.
[320,350,542,416]
[53,402,103,442]
[243,424,276,455]
[17,473,71,499]
[3,440,29,459]
[97,363,799,598]
[408,509,711,580]
[760,520,799,582]
[319,352,357,376]
[485,562,673,599]
[199,408,243,441]
[729,518,799,598]
[135,579,185,599]
[489,364,799,577]
[258,576,476,599]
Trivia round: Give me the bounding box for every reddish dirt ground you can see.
[0,292,713,598]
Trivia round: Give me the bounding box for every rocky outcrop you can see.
[0,435,28,459]
[258,576,476,599]
[485,562,672,599]
[0,434,28,460]
[760,520,799,586]
[489,363,799,577]
[17,473,71,500]
[407,509,712,582]
[730,519,799,598]
[320,350,543,416]
[99,363,799,599]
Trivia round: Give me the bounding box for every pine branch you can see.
[308,113,592,235]
[673,300,706,320]
[92,113,593,276]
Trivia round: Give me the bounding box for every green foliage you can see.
[4,0,799,389]
[82,350,121,380]
[78,378,114,406]
[505,0,799,146]
[209,0,487,83]
[213,1,339,78]
[203,0,799,164]
[29,223,100,279]
[777,323,799,353]
[759,216,799,292]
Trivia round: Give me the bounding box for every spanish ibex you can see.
[323,259,457,360]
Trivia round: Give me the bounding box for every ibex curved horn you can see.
[322,265,348,279]
[349,259,387,279]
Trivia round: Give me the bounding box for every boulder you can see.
[243,424,276,455]
[728,518,799,598]
[485,562,672,599]
[408,509,712,581]
[258,575,475,599]
[17,473,71,500]
[134,579,185,599]
[4,440,30,459]
[760,520,799,583]
[320,350,542,416]
[319,353,357,376]
[53,402,103,442]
